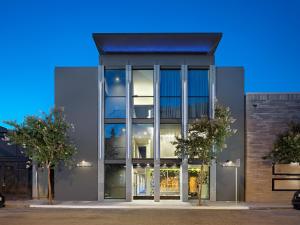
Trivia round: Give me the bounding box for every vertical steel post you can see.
[180,64,189,202]
[154,65,160,202]
[98,65,105,201]
[209,65,217,201]
[125,65,133,202]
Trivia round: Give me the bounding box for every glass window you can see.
[160,70,181,118]
[132,124,153,158]
[160,124,181,158]
[104,164,126,199]
[188,70,209,118]
[132,70,154,118]
[188,165,209,199]
[104,124,126,159]
[160,168,180,196]
[104,70,126,118]
[133,166,154,197]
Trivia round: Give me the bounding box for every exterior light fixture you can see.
[76,160,92,167]
[146,163,150,168]
[221,159,240,204]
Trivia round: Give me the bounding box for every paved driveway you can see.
[0,208,299,225]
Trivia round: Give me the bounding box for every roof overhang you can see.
[92,33,222,55]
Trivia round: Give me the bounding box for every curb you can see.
[29,205,250,210]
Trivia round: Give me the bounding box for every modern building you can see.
[53,33,245,202]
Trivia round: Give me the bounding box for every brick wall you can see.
[246,93,300,202]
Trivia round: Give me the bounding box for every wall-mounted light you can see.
[76,160,92,167]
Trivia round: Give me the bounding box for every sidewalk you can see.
[5,200,293,210]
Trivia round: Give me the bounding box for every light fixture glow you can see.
[76,160,92,167]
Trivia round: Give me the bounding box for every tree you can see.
[172,105,236,205]
[263,122,300,164]
[4,108,76,204]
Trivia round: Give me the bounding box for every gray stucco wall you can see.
[55,67,98,201]
[216,67,245,201]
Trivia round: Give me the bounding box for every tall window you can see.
[160,70,181,118]
[188,70,209,118]
[132,124,153,159]
[160,124,181,158]
[132,70,154,118]
[105,70,126,118]
[104,124,126,159]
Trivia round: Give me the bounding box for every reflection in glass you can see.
[160,70,181,118]
[132,124,153,158]
[160,124,181,158]
[104,69,126,119]
[105,97,126,118]
[160,168,180,196]
[104,164,126,199]
[105,70,126,96]
[133,70,154,118]
[188,70,209,118]
[188,165,209,199]
[104,124,126,159]
[188,97,208,118]
[133,166,154,197]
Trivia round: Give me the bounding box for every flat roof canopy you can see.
[92,33,222,55]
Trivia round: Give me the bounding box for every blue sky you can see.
[0,0,299,127]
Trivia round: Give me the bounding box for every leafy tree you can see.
[4,108,76,204]
[263,123,300,164]
[172,105,236,205]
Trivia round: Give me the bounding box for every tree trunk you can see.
[197,164,204,206]
[47,165,53,205]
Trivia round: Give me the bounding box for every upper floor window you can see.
[132,70,154,119]
[188,70,209,118]
[104,70,126,119]
[160,70,181,119]
[104,124,126,160]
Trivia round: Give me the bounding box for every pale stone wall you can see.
[246,93,300,202]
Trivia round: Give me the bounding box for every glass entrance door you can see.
[133,166,154,199]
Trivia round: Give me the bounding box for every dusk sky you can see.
[0,0,299,127]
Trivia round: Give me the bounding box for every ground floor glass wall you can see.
[104,164,126,199]
[133,166,154,198]
[160,167,180,196]
[188,165,209,199]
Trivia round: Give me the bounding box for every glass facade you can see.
[132,124,153,159]
[133,166,154,197]
[160,168,180,196]
[188,70,209,118]
[160,69,181,118]
[102,67,211,200]
[160,124,181,158]
[104,124,126,159]
[104,164,126,199]
[133,70,154,118]
[105,70,126,118]
[188,165,209,199]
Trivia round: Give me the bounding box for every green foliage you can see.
[172,104,236,205]
[172,105,236,164]
[4,108,77,168]
[263,123,300,164]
